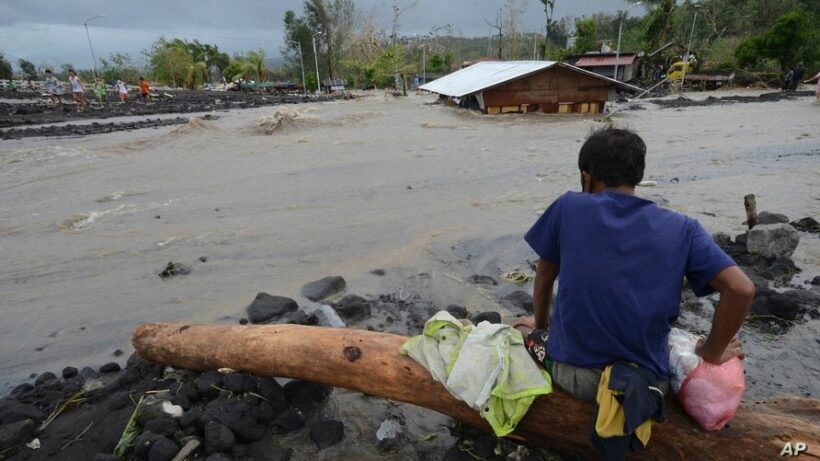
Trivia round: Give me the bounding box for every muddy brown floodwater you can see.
[0,89,818,459]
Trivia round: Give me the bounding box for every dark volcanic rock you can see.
[284,310,318,326]
[246,293,298,324]
[145,418,179,436]
[301,276,347,301]
[370,269,386,276]
[473,311,502,324]
[148,437,179,461]
[502,290,534,313]
[334,294,371,321]
[812,276,820,286]
[468,274,498,285]
[100,362,121,373]
[755,211,789,225]
[222,373,251,393]
[204,400,263,442]
[445,304,469,319]
[309,420,345,449]
[62,366,79,379]
[273,407,305,432]
[94,454,120,461]
[107,390,132,411]
[180,407,205,432]
[253,377,287,411]
[196,371,224,399]
[791,217,820,233]
[283,381,331,409]
[782,289,820,309]
[752,291,805,321]
[34,372,57,386]
[0,418,35,450]
[205,421,236,453]
[133,431,166,459]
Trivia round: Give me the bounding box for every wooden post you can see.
[744,194,757,229]
[133,323,820,460]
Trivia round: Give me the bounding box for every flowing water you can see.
[1,92,819,440]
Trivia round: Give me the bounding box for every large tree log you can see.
[133,323,819,460]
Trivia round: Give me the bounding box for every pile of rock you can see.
[714,211,820,327]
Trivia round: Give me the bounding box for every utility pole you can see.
[421,44,426,85]
[312,31,323,95]
[287,40,306,95]
[680,4,700,92]
[614,2,641,82]
[83,14,106,82]
[532,33,538,60]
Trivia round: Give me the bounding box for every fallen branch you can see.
[60,421,93,451]
[133,323,820,460]
[170,438,201,461]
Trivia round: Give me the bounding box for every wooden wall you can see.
[482,66,611,114]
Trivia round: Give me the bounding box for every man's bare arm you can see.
[533,259,559,330]
[695,266,755,364]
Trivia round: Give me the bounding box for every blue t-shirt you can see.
[524,191,735,379]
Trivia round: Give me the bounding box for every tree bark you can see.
[133,323,819,460]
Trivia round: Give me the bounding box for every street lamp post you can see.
[83,14,106,82]
[614,2,641,82]
[287,40,306,95]
[680,4,701,91]
[312,31,323,96]
[421,44,426,86]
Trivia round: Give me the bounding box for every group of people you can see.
[43,69,152,111]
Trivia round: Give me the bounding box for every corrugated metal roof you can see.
[420,61,556,98]
[575,55,637,67]
[420,60,643,97]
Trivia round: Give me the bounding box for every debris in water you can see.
[159,262,192,279]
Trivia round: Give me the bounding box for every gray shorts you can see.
[552,361,670,402]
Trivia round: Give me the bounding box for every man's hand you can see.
[696,336,745,364]
[698,266,754,365]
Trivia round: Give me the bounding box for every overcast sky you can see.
[0,0,639,69]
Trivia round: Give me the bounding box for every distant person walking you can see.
[95,76,107,104]
[138,77,151,102]
[790,63,805,91]
[116,80,129,102]
[67,69,88,111]
[44,69,65,108]
[9,78,16,92]
[806,71,820,101]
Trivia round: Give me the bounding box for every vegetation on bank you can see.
[0,0,817,88]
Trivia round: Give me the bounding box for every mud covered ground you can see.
[0,89,340,139]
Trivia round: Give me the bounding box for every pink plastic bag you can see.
[677,357,745,431]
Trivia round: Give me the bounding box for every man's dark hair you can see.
[578,127,646,187]
[45,69,52,74]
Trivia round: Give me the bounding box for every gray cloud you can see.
[0,0,636,67]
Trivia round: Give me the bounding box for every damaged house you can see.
[420,60,642,114]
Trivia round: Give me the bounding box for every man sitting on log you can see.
[516,127,754,451]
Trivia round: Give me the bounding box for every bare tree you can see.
[503,0,528,60]
[484,8,503,59]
